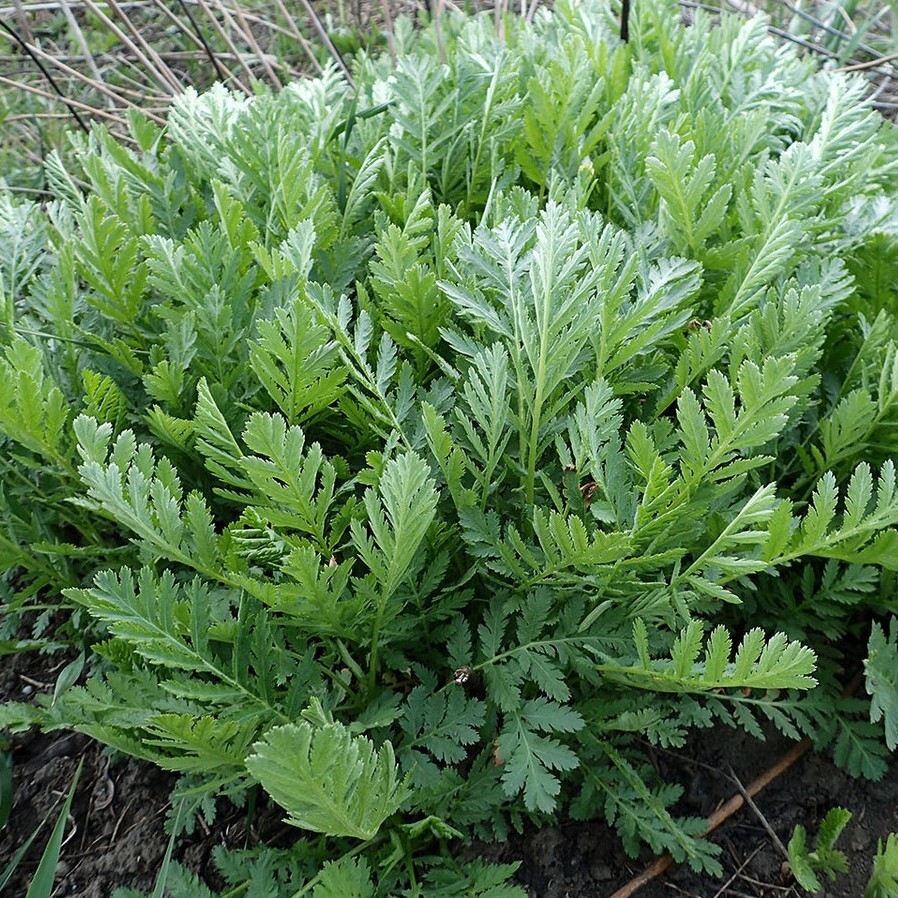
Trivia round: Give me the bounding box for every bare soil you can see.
[2,644,896,898]
[480,729,898,898]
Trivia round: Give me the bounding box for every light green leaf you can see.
[866,619,898,751]
[247,721,409,840]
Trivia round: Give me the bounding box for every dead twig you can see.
[609,739,812,898]
[842,51,898,71]
[0,34,160,107]
[494,0,509,41]
[1,0,154,10]
[11,0,34,42]
[433,0,445,62]
[293,0,355,85]
[57,0,112,106]
[105,0,184,91]
[734,871,795,891]
[664,883,705,897]
[379,0,397,65]
[226,0,282,87]
[0,72,139,129]
[191,0,254,92]
[726,764,790,861]
[108,796,135,845]
[710,845,764,898]
[17,672,52,689]
[724,890,773,898]
[270,0,323,75]
[166,0,232,83]
[76,0,179,94]
[0,18,90,130]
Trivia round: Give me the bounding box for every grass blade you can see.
[150,799,184,898]
[0,819,49,891]
[25,759,82,898]
[0,742,11,830]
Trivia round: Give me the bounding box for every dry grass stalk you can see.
[6,110,75,117]
[192,0,255,91]
[148,0,234,82]
[0,0,157,11]
[269,0,322,74]
[525,0,541,26]
[57,0,111,106]
[494,0,511,40]
[378,0,396,64]
[0,70,137,124]
[75,0,178,93]
[0,30,167,101]
[11,37,154,107]
[207,0,272,84]
[104,0,183,90]
[0,17,90,129]
[11,0,34,41]
[433,0,445,62]
[293,0,355,83]
[843,50,898,69]
[226,0,282,87]
[103,53,173,96]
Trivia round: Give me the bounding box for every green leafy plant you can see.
[2,0,898,893]
[247,716,410,839]
[866,833,898,898]
[791,820,898,898]
[788,807,852,893]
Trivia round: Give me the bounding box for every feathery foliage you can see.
[2,0,898,892]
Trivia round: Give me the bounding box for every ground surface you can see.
[484,730,898,897]
[2,642,897,898]
[0,648,268,897]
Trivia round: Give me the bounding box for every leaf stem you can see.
[288,839,375,898]
[367,593,388,698]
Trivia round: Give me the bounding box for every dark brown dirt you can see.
[0,648,169,896]
[2,642,897,897]
[480,727,898,898]
[3,737,174,896]
[0,644,292,897]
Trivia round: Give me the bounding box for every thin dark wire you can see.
[294,0,354,86]
[0,17,90,131]
[172,0,230,82]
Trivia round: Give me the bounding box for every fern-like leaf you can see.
[250,296,346,423]
[601,620,816,692]
[766,462,898,570]
[866,618,898,751]
[311,857,376,898]
[246,720,409,839]
[497,697,584,813]
[351,452,438,599]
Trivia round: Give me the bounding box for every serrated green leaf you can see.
[866,619,898,751]
[247,721,409,839]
